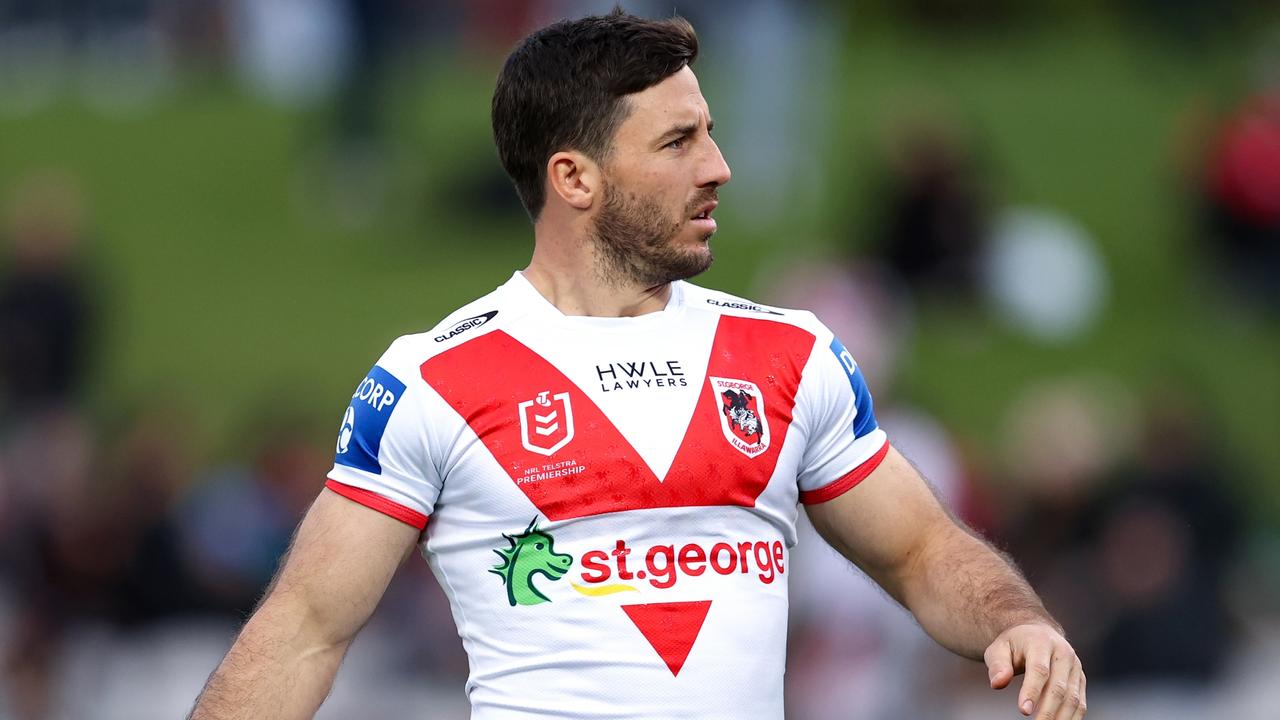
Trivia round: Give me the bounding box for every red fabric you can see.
[621,600,713,677]
[798,439,891,505]
[420,318,815,521]
[325,479,429,530]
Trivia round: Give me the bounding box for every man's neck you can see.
[524,224,671,318]
[520,264,672,318]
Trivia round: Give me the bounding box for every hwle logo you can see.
[597,360,688,392]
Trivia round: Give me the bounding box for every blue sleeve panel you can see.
[335,365,407,474]
[828,337,879,439]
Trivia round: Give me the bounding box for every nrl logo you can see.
[708,377,770,458]
[518,390,575,456]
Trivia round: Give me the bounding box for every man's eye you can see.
[666,137,685,150]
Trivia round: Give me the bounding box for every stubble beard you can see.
[589,179,716,289]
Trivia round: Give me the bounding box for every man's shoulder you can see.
[373,280,517,376]
[680,281,829,337]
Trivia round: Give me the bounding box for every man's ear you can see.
[546,150,598,211]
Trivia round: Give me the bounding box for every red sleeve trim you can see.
[799,440,891,505]
[325,479,429,530]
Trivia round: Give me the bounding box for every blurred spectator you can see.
[868,117,990,302]
[0,408,97,720]
[1,402,200,718]
[1201,85,1280,310]
[100,402,201,626]
[1091,387,1242,681]
[178,405,328,617]
[998,374,1138,651]
[0,171,95,421]
[0,0,172,116]
[316,0,402,228]
[1001,375,1244,682]
[229,0,353,108]
[983,207,1108,343]
[0,169,98,720]
[693,0,840,227]
[155,0,231,71]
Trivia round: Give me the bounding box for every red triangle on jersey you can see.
[621,600,713,677]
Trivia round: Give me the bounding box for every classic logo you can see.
[434,310,498,342]
[518,390,575,456]
[705,298,783,315]
[490,518,572,606]
[708,376,770,458]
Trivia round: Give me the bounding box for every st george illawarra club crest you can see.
[518,390,575,456]
[708,376,770,458]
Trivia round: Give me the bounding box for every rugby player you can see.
[191,9,1085,720]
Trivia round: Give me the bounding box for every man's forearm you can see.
[899,521,1060,660]
[189,592,351,720]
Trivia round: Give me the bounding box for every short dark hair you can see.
[492,8,699,221]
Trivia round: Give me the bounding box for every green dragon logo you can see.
[490,518,574,606]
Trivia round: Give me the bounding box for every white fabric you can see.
[326,272,887,720]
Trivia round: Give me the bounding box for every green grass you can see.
[1,18,1276,520]
[823,18,1280,517]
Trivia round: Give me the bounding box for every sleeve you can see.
[794,330,890,505]
[326,342,442,530]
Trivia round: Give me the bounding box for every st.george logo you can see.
[708,377,770,458]
[518,390,575,456]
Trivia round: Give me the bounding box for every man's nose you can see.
[701,138,732,188]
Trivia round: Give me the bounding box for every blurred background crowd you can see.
[1,0,1278,718]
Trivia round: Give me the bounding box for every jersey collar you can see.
[505,271,687,330]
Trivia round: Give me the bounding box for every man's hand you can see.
[805,447,1084,716]
[985,623,1087,719]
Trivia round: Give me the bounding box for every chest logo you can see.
[709,377,770,458]
[519,390,575,456]
[491,519,573,606]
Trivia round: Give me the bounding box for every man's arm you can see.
[806,445,1086,720]
[189,487,421,720]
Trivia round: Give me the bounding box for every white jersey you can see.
[327,272,888,720]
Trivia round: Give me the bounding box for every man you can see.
[191,10,1086,720]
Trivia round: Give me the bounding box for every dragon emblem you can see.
[490,518,574,606]
[721,388,762,440]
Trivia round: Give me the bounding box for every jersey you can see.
[326,271,889,720]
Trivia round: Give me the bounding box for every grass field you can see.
[2,16,1277,521]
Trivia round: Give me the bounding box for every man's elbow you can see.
[892,516,970,609]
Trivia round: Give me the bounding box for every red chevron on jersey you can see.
[421,316,814,520]
[621,600,713,677]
